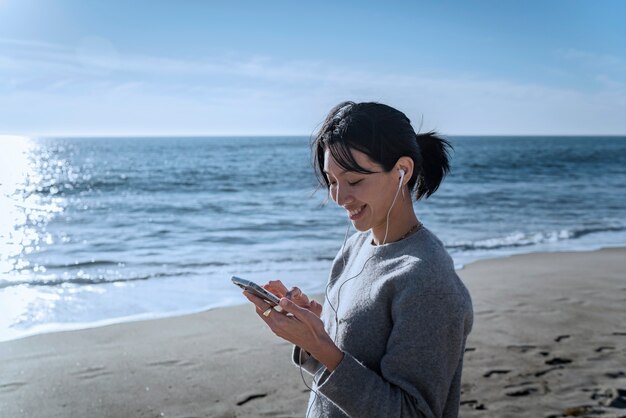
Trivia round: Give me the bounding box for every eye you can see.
[348,179,362,186]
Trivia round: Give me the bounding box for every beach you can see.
[2,1,625,416]
[1,247,625,418]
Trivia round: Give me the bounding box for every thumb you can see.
[279,297,313,322]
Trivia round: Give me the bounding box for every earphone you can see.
[382,167,407,245]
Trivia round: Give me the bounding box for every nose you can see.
[331,182,353,206]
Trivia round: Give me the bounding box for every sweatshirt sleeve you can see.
[292,345,323,376]
[314,290,471,418]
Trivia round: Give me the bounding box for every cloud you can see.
[0,38,625,135]
[555,48,626,95]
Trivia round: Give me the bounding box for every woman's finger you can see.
[263,280,288,297]
[286,287,312,307]
[242,290,272,311]
[286,287,304,300]
[243,291,288,325]
[309,300,323,317]
[278,297,316,323]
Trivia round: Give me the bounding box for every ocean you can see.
[1,135,625,341]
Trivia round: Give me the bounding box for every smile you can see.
[347,205,366,220]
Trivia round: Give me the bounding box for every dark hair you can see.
[311,101,452,201]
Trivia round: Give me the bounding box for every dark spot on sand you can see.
[591,392,608,402]
[460,400,487,410]
[562,405,604,416]
[595,346,615,353]
[555,335,570,342]
[465,347,476,352]
[539,351,550,356]
[587,356,611,361]
[506,387,538,397]
[236,393,267,406]
[609,388,626,409]
[507,345,536,353]
[612,332,626,336]
[535,366,563,377]
[146,359,180,367]
[606,371,626,379]
[0,381,27,392]
[545,357,572,366]
[505,381,535,388]
[483,369,511,378]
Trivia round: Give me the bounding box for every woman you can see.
[243,101,473,418]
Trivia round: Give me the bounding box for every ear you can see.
[395,156,414,186]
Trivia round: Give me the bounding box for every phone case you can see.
[231,276,281,305]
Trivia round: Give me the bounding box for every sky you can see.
[0,0,625,136]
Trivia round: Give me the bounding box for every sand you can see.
[1,248,625,418]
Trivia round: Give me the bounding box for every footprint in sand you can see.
[213,347,237,355]
[555,335,570,343]
[590,387,626,409]
[534,366,563,377]
[505,387,539,397]
[146,359,197,368]
[608,388,626,409]
[545,357,572,366]
[504,381,545,397]
[71,366,112,380]
[483,369,511,378]
[506,345,536,354]
[460,399,487,410]
[236,392,268,406]
[147,359,181,367]
[0,381,27,393]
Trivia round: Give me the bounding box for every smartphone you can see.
[231,276,281,306]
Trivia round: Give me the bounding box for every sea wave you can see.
[44,259,122,269]
[0,271,193,289]
[447,225,626,252]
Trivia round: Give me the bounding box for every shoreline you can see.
[2,244,625,344]
[1,247,625,417]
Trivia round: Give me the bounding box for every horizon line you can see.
[2,133,626,139]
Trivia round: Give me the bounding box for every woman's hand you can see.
[263,280,322,317]
[243,291,343,371]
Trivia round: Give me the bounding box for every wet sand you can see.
[1,248,625,417]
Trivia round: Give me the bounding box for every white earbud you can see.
[399,168,406,186]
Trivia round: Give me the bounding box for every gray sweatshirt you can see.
[293,227,473,417]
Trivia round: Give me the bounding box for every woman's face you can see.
[323,148,399,232]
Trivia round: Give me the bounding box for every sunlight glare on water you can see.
[0,136,64,282]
